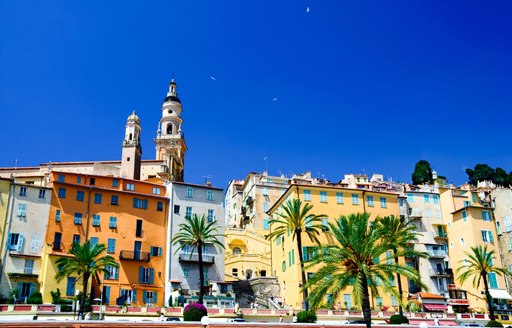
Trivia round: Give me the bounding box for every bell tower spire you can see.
[154,78,187,182]
[121,111,142,180]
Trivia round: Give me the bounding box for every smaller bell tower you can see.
[154,79,187,182]
[121,111,142,180]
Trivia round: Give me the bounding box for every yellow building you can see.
[440,184,509,312]
[268,183,401,310]
[0,178,11,256]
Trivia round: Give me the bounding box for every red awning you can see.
[409,320,458,326]
[423,303,448,311]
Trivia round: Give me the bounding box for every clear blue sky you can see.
[1,1,511,188]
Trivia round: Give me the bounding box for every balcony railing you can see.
[428,250,447,258]
[178,253,214,263]
[119,250,150,262]
[434,231,448,238]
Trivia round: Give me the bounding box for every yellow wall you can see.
[269,184,400,310]
[0,179,11,257]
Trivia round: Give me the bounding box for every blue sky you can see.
[1,1,511,188]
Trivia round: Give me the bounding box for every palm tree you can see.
[457,245,511,321]
[171,213,225,304]
[305,213,424,328]
[55,241,117,317]
[265,198,327,310]
[374,215,427,316]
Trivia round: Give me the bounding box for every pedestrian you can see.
[84,312,91,320]
[293,313,297,323]
[279,315,283,323]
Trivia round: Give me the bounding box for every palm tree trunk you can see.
[197,241,205,304]
[80,273,90,318]
[361,271,372,328]
[482,273,495,321]
[296,230,309,310]
[394,254,404,316]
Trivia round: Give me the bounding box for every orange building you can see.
[39,171,169,306]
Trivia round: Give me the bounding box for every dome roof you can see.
[127,111,140,124]
[163,95,181,104]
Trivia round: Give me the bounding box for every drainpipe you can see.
[165,182,174,306]
[84,175,92,240]
[0,179,16,287]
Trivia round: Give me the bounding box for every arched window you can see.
[129,133,133,140]
[233,247,242,255]
[167,124,173,134]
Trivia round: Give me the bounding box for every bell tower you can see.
[154,79,187,182]
[121,111,142,180]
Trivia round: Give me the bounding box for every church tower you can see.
[154,79,187,182]
[121,111,142,180]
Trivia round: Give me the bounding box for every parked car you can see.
[166,317,181,321]
[228,318,247,322]
[349,319,367,324]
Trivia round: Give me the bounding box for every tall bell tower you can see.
[154,79,187,182]
[121,111,142,180]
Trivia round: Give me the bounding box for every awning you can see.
[489,289,512,300]
[423,303,448,311]
[409,320,458,326]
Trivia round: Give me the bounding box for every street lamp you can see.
[201,315,210,328]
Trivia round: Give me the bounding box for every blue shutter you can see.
[139,266,143,283]
[105,286,111,304]
[132,290,136,304]
[28,283,36,297]
[153,291,157,303]
[17,235,24,252]
[133,198,137,208]
[143,199,148,209]
[158,247,162,256]
[143,291,148,303]
[149,268,154,284]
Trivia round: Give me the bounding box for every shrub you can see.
[183,302,207,321]
[486,320,503,327]
[389,314,409,324]
[28,292,43,304]
[296,310,317,323]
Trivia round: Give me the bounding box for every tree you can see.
[374,215,428,316]
[171,214,225,304]
[55,241,117,316]
[265,198,327,310]
[305,213,424,328]
[457,245,511,321]
[466,164,495,186]
[412,160,434,185]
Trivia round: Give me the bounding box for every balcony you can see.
[409,209,422,219]
[429,268,453,277]
[434,231,448,239]
[178,253,214,263]
[428,250,447,258]
[119,250,150,262]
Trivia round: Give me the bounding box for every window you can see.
[497,222,502,235]
[352,194,359,205]
[407,193,414,203]
[460,237,465,247]
[152,187,161,195]
[111,195,119,205]
[386,250,393,264]
[92,214,100,227]
[105,264,119,280]
[53,232,62,250]
[207,209,214,222]
[207,190,214,200]
[472,193,478,203]
[282,260,286,272]
[120,289,136,304]
[336,192,343,204]
[321,218,329,231]
[139,266,154,284]
[150,246,162,256]
[174,205,180,214]
[482,211,492,221]
[17,203,26,217]
[505,216,512,232]
[380,197,387,208]
[463,201,471,207]
[126,183,135,191]
[58,188,66,198]
[133,198,148,209]
[74,212,83,225]
[433,195,439,204]
[58,175,65,183]
[8,233,20,251]
[462,210,467,222]
[24,259,34,274]
[76,176,81,183]
[185,207,192,218]
[90,237,99,248]
[72,234,80,245]
[367,196,374,207]
[320,191,327,202]
[263,202,268,212]
[183,267,189,277]
[107,239,116,253]
[435,210,441,218]
[157,201,163,212]
[488,272,499,289]
[288,249,295,266]
[66,277,76,296]
[425,208,432,218]
[109,216,117,228]
[424,195,430,203]
[344,294,352,309]
[262,188,268,195]
[507,239,512,251]
[94,193,102,204]
[38,189,46,199]
[136,220,143,237]
[30,236,39,253]
[186,187,193,198]
[391,295,398,307]
[304,190,311,201]
[89,178,95,186]
[112,179,119,188]
[481,230,494,243]
[144,291,157,304]
[263,218,269,230]
[76,190,85,201]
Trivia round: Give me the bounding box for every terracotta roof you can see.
[418,292,445,299]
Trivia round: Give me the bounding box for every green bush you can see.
[296,310,317,323]
[486,320,503,327]
[183,303,207,321]
[389,314,409,324]
[28,292,43,304]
